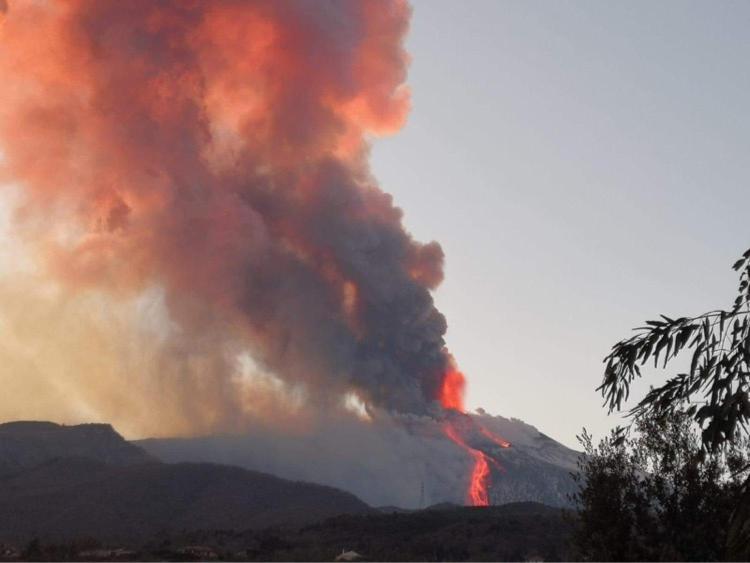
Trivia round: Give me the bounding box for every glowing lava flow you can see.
[443,420,492,506]
[478,425,511,449]
[439,363,510,507]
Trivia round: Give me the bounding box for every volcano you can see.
[0,0,574,516]
[137,410,580,509]
[0,417,576,546]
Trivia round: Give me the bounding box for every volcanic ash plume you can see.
[0,0,448,412]
[0,0,509,503]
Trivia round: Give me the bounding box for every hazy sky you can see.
[372,0,750,448]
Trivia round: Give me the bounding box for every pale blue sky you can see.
[372,0,750,448]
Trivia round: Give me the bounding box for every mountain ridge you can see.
[0,420,155,475]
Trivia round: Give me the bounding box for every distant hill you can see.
[0,422,371,543]
[0,421,153,475]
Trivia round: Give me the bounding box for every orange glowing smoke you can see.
[0,0,504,505]
[439,364,466,412]
[0,0,456,416]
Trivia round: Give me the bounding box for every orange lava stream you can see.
[478,424,511,449]
[438,362,508,507]
[469,451,491,506]
[443,422,491,506]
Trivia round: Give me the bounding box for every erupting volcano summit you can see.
[0,0,509,505]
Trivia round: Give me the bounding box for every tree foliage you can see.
[571,411,750,561]
[599,248,750,450]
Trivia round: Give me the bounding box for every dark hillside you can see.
[0,457,371,543]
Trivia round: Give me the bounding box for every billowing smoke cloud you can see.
[0,0,457,430]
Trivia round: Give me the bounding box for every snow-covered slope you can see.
[473,410,580,471]
[137,411,582,508]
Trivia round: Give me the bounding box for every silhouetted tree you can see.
[596,248,750,558]
[599,249,750,450]
[571,411,749,561]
